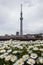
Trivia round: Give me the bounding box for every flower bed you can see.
[0,40,43,65]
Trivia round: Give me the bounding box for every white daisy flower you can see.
[33,47,38,51]
[27,58,35,65]
[0,54,6,59]
[12,51,18,54]
[39,57,43,64]
[7,49,12,53]
[5,55,11,61]
[22,54,29,61]
[13,59,24,65]
[30,53,38,59]
[0,49,6,53]
[10,55,17,62]
[39,48,43,52]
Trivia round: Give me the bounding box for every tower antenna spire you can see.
[21,4,22,12]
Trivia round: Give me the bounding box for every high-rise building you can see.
[16,32,19,36]
[20,4,23,35]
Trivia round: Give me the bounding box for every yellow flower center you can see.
[18,61,22,64]
[30,61,33,64]
[42,60,43,62]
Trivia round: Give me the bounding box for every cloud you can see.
[0,0,43,35]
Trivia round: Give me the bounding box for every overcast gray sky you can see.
[0,0,43,35]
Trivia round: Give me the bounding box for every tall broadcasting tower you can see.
[20,4,23,35]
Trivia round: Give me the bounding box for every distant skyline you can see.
[0,0,43,35]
